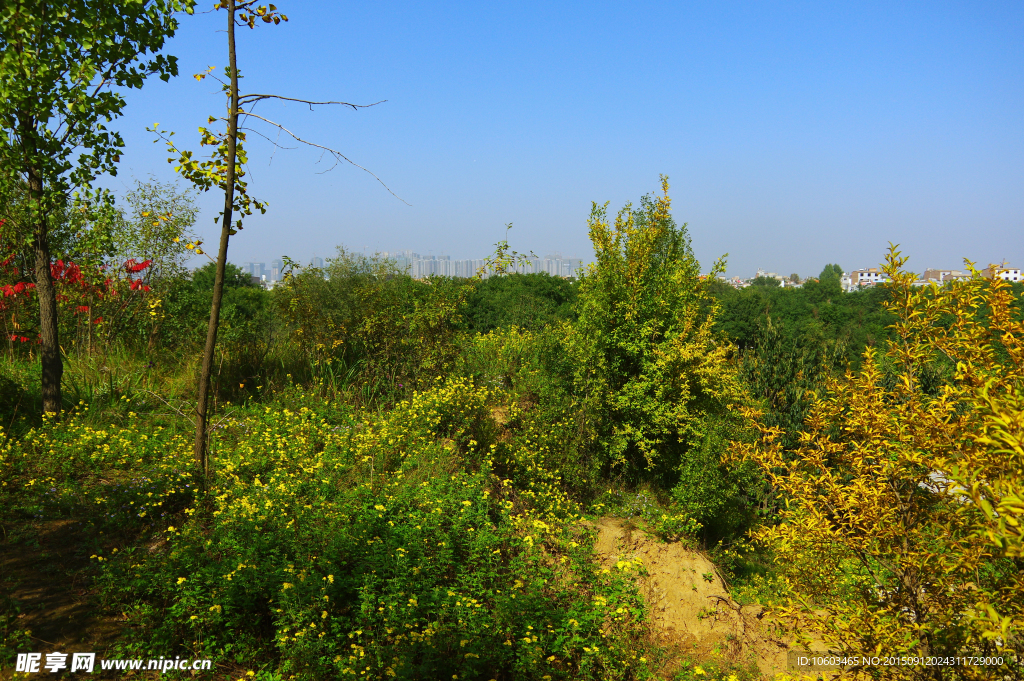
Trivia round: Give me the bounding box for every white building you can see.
[850,268,889,288]
[982,264,1021,282]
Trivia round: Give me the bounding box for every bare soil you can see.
[592,517,824,680]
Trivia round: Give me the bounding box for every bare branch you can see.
[239,94,386,112]
[209,407,242,433]
[238,125,297,151]
[240,111,409,204]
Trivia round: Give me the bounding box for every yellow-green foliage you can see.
[565,176,741,480]
[461,325,607,504]
[0,403,195,523]
[356,274,473,390]
[1,379,655,680]
[274,250,399,364]
[734,247,1023,675]
[275,250,472,393]
[463,325,541,390]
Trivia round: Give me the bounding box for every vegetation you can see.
[0,0,193,413]
[1,180,727,680]
[3,169,1023,678]
[713,273,893,364]
[465,272,576,333]
[735,248,1024,676]
[1,7,1022,676]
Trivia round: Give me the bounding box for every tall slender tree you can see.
[0,0,193,413]
[153,0,402,479]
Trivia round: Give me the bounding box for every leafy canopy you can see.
[465,272,576,333]
[0,0,193,210]
[818,262,844,283]
[109,178,199,278]
[749,275,780,288]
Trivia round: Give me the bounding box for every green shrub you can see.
[464,272,577,333]
[564,178,741,488]
[669,418,760,544]
[276,250,471,402]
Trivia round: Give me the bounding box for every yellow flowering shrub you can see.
[0,403,194,527]
[3,379,657,679]
[564,177,742,487]
[734,247,1024,677]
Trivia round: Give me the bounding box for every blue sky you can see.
[109,0,1023,278]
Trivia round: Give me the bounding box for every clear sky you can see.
[108,0,1023,278]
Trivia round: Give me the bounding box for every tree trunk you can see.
[27,169,62,414]
[193,0,239,480]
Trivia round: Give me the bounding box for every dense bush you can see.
[464,272,577,333]
[274,249,472,400]
[734,250,1024,675]
[713,275,894,363]
[739,317,848,453]
[564,178,743,492]
[171,261,273,375]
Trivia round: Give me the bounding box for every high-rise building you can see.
[244,262,268,278]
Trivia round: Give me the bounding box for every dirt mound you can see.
[593,518,800,679]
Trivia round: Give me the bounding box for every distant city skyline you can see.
[211,226,1022,283]
[237,251,1014,284]
[106,1,1021,282]
[243,250,590,281]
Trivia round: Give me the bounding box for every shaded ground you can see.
[0,520,123,679]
